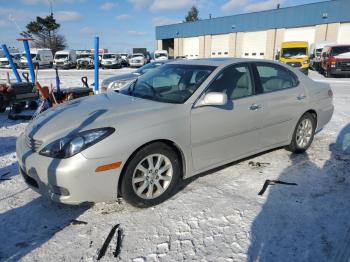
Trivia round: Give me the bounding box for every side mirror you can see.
[197,92,228,107]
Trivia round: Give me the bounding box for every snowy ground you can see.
[0,69,350,261]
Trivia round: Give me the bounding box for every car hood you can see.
[25,92,176,143]
[103,73,139,84]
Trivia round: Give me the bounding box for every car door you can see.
[190,63,264,172]
[253,62,306,148]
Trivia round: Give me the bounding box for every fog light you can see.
[50,185,70,196]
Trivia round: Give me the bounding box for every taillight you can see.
[328,89,333,98]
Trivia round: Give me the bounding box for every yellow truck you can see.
[278,41,309,75]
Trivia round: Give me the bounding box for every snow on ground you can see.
[0,67,135,88]
[0,69,350,261]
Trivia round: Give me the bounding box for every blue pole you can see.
[94,36,99,94]
[1,44,22,83]
[22,40,35,83]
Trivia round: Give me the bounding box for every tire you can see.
[121,142,181,207]
[286,112,316,153]
[29,101,38,110]
[11,103,22,114]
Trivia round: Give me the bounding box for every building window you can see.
[252,53,257,56]
[212,52,216,55]
[218,52,222,55]
[224,52,228,55]
[260,52,264,56]
[245,53,249,56]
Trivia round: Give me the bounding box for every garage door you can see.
[284,26,315,46]
[242,31,267,59]
[338,23,350,44]
[183,37,199,59]
[211,34,230,57]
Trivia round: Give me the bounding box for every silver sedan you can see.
[16,58,334,207]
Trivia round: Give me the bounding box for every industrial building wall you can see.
[163,22,350,60]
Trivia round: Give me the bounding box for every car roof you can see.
[167,58,277,67]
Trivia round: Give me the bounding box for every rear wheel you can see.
[121,142,181,207]
[286,113,316,153]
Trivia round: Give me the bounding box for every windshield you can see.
[103,54,115,59]
[316,48,323,56]
[155,53,167,59]
[55,54,69,59]
[282,48,307,58]
[135,62,164,75]
[331,46,350,56]
[121,64,215,104]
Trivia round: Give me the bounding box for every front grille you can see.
[337,61,350,71]
[286,62,302,68]
[25,135,43,152]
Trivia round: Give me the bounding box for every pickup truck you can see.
[320,44,350,77]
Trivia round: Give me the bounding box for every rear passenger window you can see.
[206,64,254,100]
[256,64,298,93]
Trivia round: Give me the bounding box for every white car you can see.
[153,50,168,61]
[20,49,53,69]
[0,53,21,68]
[101,53,122,69]
[76,53,94,69]
[129,53,146,67]
[54,50,77,69]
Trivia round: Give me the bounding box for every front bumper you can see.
[102,63,120,68]
[129,62,144,67]
[330,68,350,76]
[16,133,122,204]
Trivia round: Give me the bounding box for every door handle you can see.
[250,104,262,111]
[297,95,307,101]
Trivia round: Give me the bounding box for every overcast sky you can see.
[0,0,327,53]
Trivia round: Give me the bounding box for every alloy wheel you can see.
[132,154,173,199]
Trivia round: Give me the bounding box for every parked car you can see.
[101,53,122,69]
[20,49,53,69]
[309,41,335,71]
[129,53,146,67]
[0,53,21,68]
[76,53,94,69]
[54,50,77,69]
[153,50,168,61]
[101,60,170,91]
[278,41,309,75]
[16,58,333,207]
[118,53,129,66]
[320,44,350,77]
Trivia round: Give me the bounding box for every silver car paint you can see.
[16,58,334,204]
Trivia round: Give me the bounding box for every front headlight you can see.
[39,127,115,158]
[302,60,309,65]
[108,80,132,90]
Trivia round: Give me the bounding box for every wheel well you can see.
[305,109,317,125]
[117,139,186,196]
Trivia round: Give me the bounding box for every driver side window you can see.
[206,64,254,100]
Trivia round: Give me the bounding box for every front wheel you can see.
[286,113,316,153]
[121,142,181,207]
